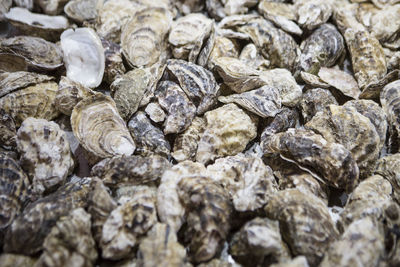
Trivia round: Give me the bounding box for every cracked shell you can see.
[17,117,74,196]
[196,103,257,164]
[178,176,232,263]
[263,128,359,192]
[299,88,338,123]
[71,93,135,159]
[265,189,339,265]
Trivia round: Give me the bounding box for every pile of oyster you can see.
[1,0,400,266]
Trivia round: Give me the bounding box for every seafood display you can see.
[2,0,400,266]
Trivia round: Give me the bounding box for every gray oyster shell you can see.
[299,88,338,123]
[261,107,299,141]
[295,0,332,31]
[0,109,17,149]
[381,80,400,152]
[64,0,97,23]
[0,71,53,98]
[375,153,400,204]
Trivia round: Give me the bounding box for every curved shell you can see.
[101,38,126,84]
[0,36,63,71]
[207,36,239,70]
[121,7,172,68]
[380,80,400,152]
[295,0,332,31]
[0,71,54,98]
[374,153,400,204]
[318,67,360,99]
[71,93,135,159]
[261,107,299,140]
[17,118,75,196]
[64,0,97,23]
[299,88,338,123]
[0,109,17,149]
[0,81,59,127]
[60,28,105,88]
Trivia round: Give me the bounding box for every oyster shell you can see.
[36,208,98,267]
[207,36,239,70]
[121,7,172,68]
[0,109,16,149]
[260,107,299,141]
[263,128,359,192]
[4,7,69,41]
[136,223,189,267]
[270,256,309,267]
[178,176,232,263]
[3,178,91,255]
[0,36,63,72]
[64,0,97,23]
[36,0,69,15]
[381,80,400,152]
[100,186,157,260]
[196,103,257,164]
[166,59,219,114]
[375,153,400,204]
[144,102,166,123]
[265,189,339,265]
[0,254,37,267]
[101,38,125,85]
[0,71,53,98]
[91,155,170,188]
[71,93,135,159]
[0,81,59,127]
[317,67,361,99]
[17,117,74,195]
[60,28,105,88]
[295,0,332,31]
[229,217,290,266]
[239,43,270,71]
[300,71,330,88]
[299,88,338,123]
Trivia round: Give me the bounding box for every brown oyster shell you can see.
[0,71,53,98]
[299,88,338,123]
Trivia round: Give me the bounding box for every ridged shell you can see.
[17,118,74,195]
[3,178,91,255]
[265,189,339,265]
[70,93,135,159]
[64,0,97,23]
[196,103,257,164]
[263,128,359,192]
[295,0,332,31]
[121,7,172,68]
[0,71,53,98]
[0,254,37,267]
[299,88,338,123]
[0,81,59,127]
[128,111,171,157]
[178,176,232,263]
[207,36,239,70]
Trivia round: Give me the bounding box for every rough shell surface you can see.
[144,102,166,123]
[70,93,135,159]
[0,254,37,267]
[0,71,53,98]
[178,176,232,263]
[300,71,330,88]
[265,189,339,265]
[381,80,400,152]
[101,38,125,85]
[263,128,359,192]
[64,0,97,23]
[0,109,17,149]
[270,256,309,267]
[299,88,338,123]
[36,208,98,267]
[375,153,400,204]
[295,0,332,31]
[261,107,299,140]
[239,43,270,70]
[196,103,257,164]
[207,36,239,70]
[317,67,360,99]
[36,0,69,15]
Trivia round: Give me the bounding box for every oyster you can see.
[100,186,157,260]
[381,80,400,152]
[71,93,135,159]
[17,118,74,195]
[36,208,98,267]
[295,0,332,31]
[300,71,330,88]
[0,71,53,98]
[375,153,400,204]
[172,116,206,162]
[317,67,361,99]
[60,28,105,88]
[144,102,166,123]
[265,189,339,265]
[166,59,219,114]
[0,254,37,267]
[136,223,188,267]
[4,7,69,41]
[101,38,125,85]
[229,217,290,266]
[206,154,278,212]
[239,43,270,70]
[299,88,338,123]
[64,0,97,23]
[3,178,91,255]
[91,155,170,188]
[270,256,309,267]
[178,176,232,263]
[263,128,359,192]
[300,24,345,74]
[0,109,16,149]
[36,0,69,15]
[196,103,257,164]
[260,107,299,142]
[0,36,63,72]
[359,69,400,100]
[121,7,172,68]
[0,81,59,127]
[207,36,239,70]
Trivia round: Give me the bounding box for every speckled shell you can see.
[156,81,196,134]
[0,254,37,267]
[299,88,338,123]
[128,112,171,157]
[229,217,290,266]
[157,161,207,232]
[320,217,385,267]
[263,128,359,192]
[260,107,299,144]
[0,71,53,98]
[265,189,339,265]
[17,118,74,195]
[381,80,400,152]
[100,186,157,260]
[0,36,63,71]
[0,109,17,149]
[145,102,166,123]
[110,69,148,120]
[55,76,95,116]
[71,93,135,159]
[375,154,400,204]
[295,0,332,31]
[0,81,59,127]
[4,178,91,255]
[360,69,400,100]
[166,59,219,114]
[136,223,189,267]
[345,29,387,89]
[300,24,344,74]
[101,38,125,85]
[196,103,257,164]
[172,116,206,162]
[91,155,171,188]
[300,71,330,88]
[0,155,29,245]
[305,105,380,178]
[178,176,232,263]
[36,208,98,267]
[206,154,278,212]
[369,4,400,44]
[239,43,270,71]
[121,7,172,68]
[64,0,97,23]
[260,69,302,107]
[207,36,239,70]
[317,67,360,99]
